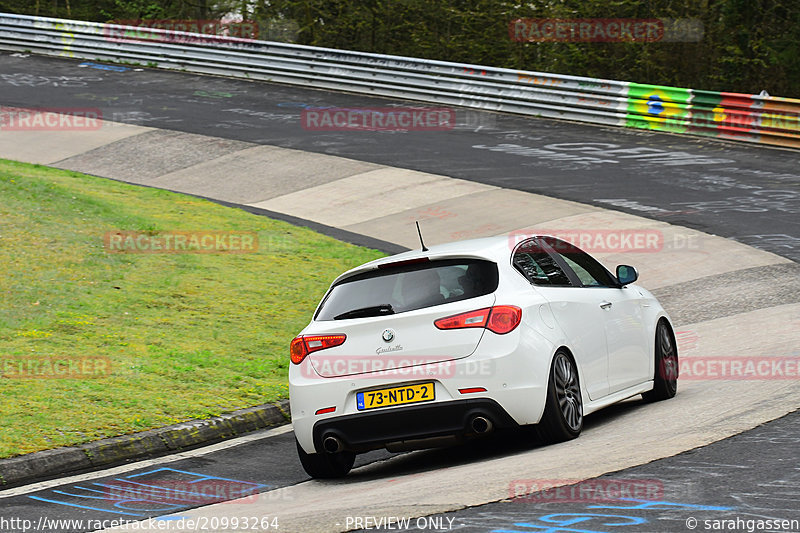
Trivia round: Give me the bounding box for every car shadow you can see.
[339,396,651,482]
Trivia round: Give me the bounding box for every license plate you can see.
[356,382,435,411]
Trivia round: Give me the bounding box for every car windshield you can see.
[315,258,498,321]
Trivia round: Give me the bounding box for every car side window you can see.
[561,255,603,286]
[513,239,572,286]
[542,237,616,287]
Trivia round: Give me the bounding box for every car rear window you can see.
[315,259,499,321]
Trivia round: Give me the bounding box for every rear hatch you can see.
[308,258,498,378]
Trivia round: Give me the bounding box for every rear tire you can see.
[642,320,678,402]
[537,350,583,444]
[296,438,355,479]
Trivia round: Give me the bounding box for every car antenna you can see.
[415,221,429,252]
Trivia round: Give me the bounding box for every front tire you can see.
[537,350,583,444]
[642,320,678,402]
[296,438,355,479]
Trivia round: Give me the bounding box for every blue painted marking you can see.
[492,513,645,532]
[491,497,732,533]
[27,495,145,516]
[492,526,609,533]
[51,488,108,500]
[95,478,221,500]
[339,108,374,114]
[114,501,184,512]
[538,514,646,527]
[276,102,333,109]
[589,498,733,511]
[79,62,130,72]
[28,467,269,514]
[91,480,167,495]
[646,95,664,115]
[48,483,186,512]
[123,467,268,491]
[67,485,108,495]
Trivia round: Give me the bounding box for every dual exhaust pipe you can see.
[321,415,493,454]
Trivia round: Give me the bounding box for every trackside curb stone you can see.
[0,400,290,489]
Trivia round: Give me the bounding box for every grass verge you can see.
[0,158,384,458]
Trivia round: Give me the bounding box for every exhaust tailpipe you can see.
[323,435,343,453]
[471,416,493,434]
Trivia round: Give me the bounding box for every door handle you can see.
[600,301,613,310]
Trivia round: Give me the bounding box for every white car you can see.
[289,235,678,478]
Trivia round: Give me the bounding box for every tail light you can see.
[487,306,523,334]
[433,308,491,330]
[435,306,521,335]
[290,334,346,365]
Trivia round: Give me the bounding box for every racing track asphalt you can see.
[1,52,799,532]
[2,410,798,533]
[353,408,800,532]
[0,53,799,262]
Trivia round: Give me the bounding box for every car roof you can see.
[332,234,524,285]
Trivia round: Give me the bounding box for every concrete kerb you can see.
[0,400,290,489]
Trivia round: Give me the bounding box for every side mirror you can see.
[616,265,639,286]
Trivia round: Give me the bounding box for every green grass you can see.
[0,159,384,458]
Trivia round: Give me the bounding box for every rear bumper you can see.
[291,322,558,454]
[312,398,518,453]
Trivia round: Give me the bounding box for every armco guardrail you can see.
[1,12,798,148]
